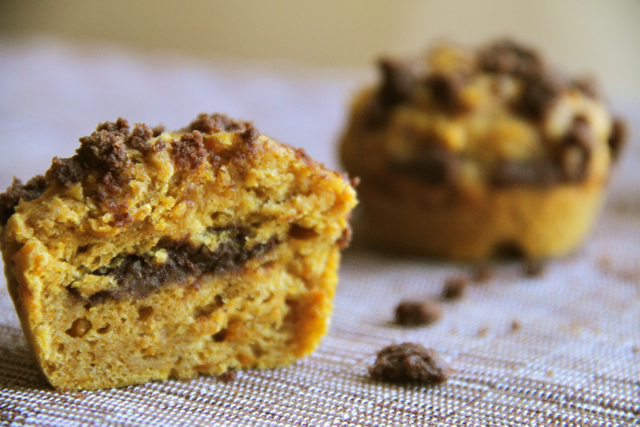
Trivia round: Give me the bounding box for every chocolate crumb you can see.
[514,72,565,121]
[425,73,469,115]
[442,276,468,300]
[510,320,522,331]
[478,40,543,79]
[369,342,449,384]
[632,345,640,354]
[78,121,131,172]
[151,124,165,137]
[336,226,352,250]
[378,57,416,107]
[473,265,493,283]
[607,118,627,162]
[127,124,155,154]
[477,326,489,337]
[394,300,442,326]
[172,131,208,170]
[46,118,134,194]
[187,113,252,134]
[49,157,84,188]
[559,116,593,182]
[218,370,237,382]
[0,176,48,225]
[524,260,545,277]
[240,126,260,145]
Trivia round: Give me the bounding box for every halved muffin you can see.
[0,114,357,390]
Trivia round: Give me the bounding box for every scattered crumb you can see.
[394,300,442,326]
[632,345,640,354]
[597,257,640,283]
[510,320,522,331]
[477,326,489,337]
[218,370,237,382]
[442,276,468,300]
[473,265,493,283]
[524,260,545,277]
[369,342,449,384]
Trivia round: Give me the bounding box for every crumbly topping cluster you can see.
[0,114,258,227]
[363,39,627,188]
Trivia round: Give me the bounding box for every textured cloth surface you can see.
[1,37,640,426]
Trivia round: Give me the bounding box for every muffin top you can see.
[341,40,626,192]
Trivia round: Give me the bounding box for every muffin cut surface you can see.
[0,114,357,390]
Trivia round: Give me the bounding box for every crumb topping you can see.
[608,118,627,161]
[186,113,253,134]
[0,176,48,225]
[478,39,543,78]
[345,39,625,191]
[173,131,208,170]
[1,113,265,227]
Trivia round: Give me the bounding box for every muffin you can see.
[0,114,357,390]
[340,40,626,260]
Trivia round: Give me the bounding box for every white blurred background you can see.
[1,0,639,98]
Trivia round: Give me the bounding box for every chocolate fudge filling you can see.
[83,229,278,304]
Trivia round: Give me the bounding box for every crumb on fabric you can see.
[442,276,468,300]
[524,260,545,277]
[218,370,237,382]
[473,265,493,283]
[394,300,442,326]
[369,342,449,384]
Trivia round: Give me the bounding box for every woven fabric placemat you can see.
[1,37,639,426]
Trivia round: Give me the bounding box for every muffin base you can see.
[356,178,606,261]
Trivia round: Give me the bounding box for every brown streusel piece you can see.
[370,342,449,384]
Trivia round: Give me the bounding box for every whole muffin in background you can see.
[340,39,626,261]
